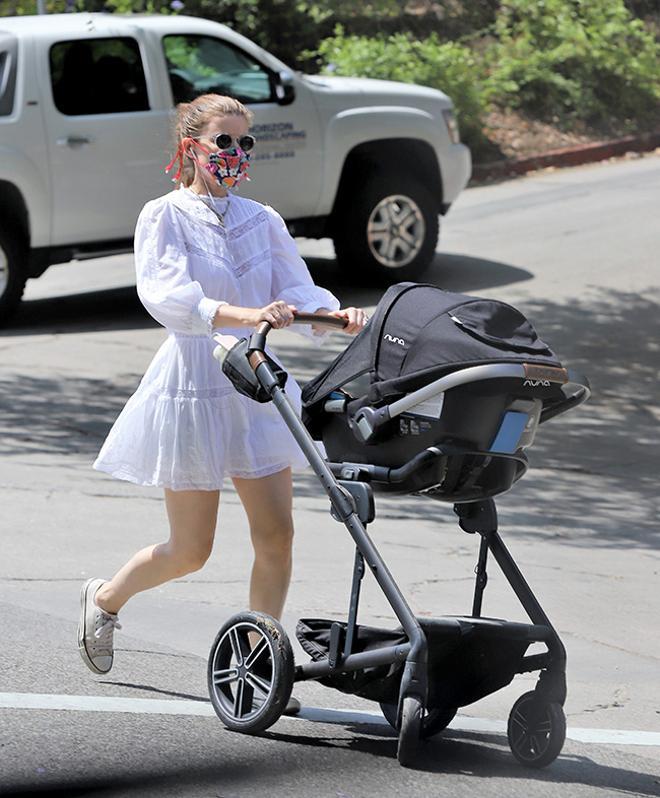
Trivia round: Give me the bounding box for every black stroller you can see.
[206,282,590,768]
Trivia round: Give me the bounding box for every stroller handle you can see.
[253,311,348,337]
[248,312,348,366]
[212,313,348,372]
[294,311,349,329]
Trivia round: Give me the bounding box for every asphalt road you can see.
[1,154,659,797]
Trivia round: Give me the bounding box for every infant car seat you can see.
[302,283,584,502]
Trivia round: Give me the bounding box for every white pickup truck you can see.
[0,12,471,321]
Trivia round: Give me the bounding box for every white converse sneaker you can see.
[77,578,121,674]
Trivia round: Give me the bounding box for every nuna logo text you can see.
[523,378,551,387]
[383,333,405,346]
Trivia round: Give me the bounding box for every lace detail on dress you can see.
[184,240,232,264]
[232,249,268,279]
[227,211,268,241]
[184,240,211,257]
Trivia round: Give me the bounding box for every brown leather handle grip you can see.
[254,312,348,336]
[293,311,348,329]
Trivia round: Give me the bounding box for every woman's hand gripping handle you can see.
[212,309,368,376]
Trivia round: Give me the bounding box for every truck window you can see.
[0,34,18,117]
[50,37,150,115]
[163,35,273,105]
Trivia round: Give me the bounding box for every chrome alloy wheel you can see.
[367,194,426,269]
[0,243,8,297]
[209,621,275,722]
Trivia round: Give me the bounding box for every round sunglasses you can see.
[205,132,256,153]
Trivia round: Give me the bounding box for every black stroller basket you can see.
[206,284,590,769]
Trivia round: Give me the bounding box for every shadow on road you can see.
[305,251,534,302]
[3,724,658,797]
[266,725,660,795]
[0,285,156,337]
[0,252,532,337]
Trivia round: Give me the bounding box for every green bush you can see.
[315,30,488,153]
[484,0,660,128]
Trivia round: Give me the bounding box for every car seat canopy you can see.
[302,283,562,409]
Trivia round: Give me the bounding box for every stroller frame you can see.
[207,315,589,768]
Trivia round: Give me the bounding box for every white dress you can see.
[93,187,340,490]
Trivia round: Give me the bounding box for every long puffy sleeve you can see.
[265,205,340,337]
[134,200,226,335]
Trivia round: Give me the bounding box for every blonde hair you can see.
[170,94,254,186]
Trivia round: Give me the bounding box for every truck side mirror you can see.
[274,70,295,106]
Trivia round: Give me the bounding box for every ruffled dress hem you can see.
[92,458,309,491]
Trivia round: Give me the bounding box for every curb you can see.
[470,130,660,184]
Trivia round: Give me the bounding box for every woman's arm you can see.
[135,201,226,336]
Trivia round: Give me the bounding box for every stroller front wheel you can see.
[207,611,294,734]
[381,701,457,738]
[507,691,566,768]
[396,695,424,767]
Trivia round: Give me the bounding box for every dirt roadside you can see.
[470,121,660,184]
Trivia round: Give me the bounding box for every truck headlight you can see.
[442,108,461,144]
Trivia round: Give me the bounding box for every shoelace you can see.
[94,612,122,648]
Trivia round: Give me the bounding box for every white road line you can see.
[0,693,215,717]
[1,693,658,747]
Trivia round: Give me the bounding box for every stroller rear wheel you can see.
[207,611,294,734]
[507,690,566,768]
[380,700,457,738]
[396,695,424,767]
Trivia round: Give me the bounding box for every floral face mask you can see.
[165,137,251,189]
[204,146,251,189]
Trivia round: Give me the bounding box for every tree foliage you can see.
[316,29,486,145]
[2,0,658,143]
[485,0,660,127]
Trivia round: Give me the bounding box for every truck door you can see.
[161,34,322,219]
[40,33,171,245]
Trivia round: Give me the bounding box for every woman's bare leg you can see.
[231,468,294,621]
[95,489,220,615]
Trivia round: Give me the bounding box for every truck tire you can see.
[333,174,439,284]
[0,227,27,324]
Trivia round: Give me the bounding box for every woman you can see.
[78,94,366,714]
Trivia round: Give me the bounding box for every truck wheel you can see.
[333,175,439,284]
[0,227,27,324]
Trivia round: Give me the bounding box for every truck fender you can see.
[0,145,51,249]
[318,106,446,215]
